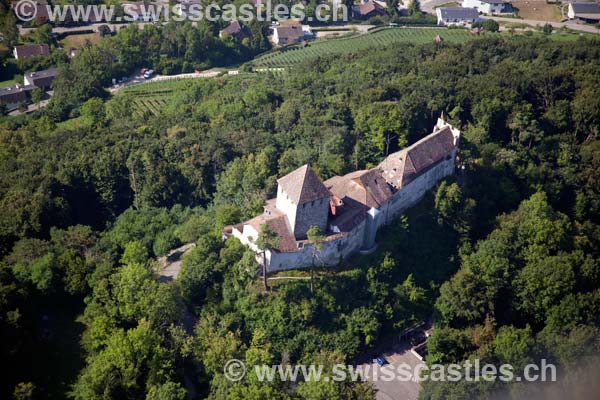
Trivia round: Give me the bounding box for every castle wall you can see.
[267,219,367,272]
[380,153,456,228]
[265,153,456,272]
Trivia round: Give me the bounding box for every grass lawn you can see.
[0,79,16,87]
[512,0,563,22]
[61,33,102,49]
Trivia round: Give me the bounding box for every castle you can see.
[222,117,461,272]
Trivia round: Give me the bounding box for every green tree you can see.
[307,225,325,293]
[256,224,279,291]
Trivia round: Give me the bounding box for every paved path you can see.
[490,16,600,34]
[157,242,195,282]
[110,70,222,92]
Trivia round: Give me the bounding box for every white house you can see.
[436,7,480,26]
[272,21,312,45]
[461,0,513,15]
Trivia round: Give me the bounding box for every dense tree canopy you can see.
[0,33,599,399]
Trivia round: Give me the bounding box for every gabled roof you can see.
[325,168,394,209]
[14,44,49,59]
[274,23,304,41]
[380,125,456,188]
[277,164,331,205]
[570,2,600,14]
[221,20,252,39]
[357,0,386,16]
[438,7,479,20]
[25,68,58,88]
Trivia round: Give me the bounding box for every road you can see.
[490,16,600,34]
[109,70,223,93]
[19,21,155,35]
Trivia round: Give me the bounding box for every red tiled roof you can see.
[325,168,394,210]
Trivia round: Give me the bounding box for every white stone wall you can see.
[276,185,298,235]
[232,224,261,252]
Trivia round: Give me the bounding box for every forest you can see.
[0,32,599,399]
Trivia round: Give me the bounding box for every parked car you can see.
[143,69,154,79]
[375,356,386,366]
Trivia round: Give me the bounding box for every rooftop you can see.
[277,164,331,205]
[570,2,600,14]
[14,44,50,59]
[25,68,58,80]
[438,7,479,20]
[274,23,304,41]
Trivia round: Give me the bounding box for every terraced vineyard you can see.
[253,28,477,67]
[121,80,190,116]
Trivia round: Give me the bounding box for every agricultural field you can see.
[119,80,191,116]
[252,28,477,68]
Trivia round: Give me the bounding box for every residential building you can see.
[219,20,253,40]
[0,84,35,110]
[24,68,58,90]
[568,2,600,22]
[13,44,50,60]
[354,0,387,18]
[436,7,480,26]
[461,0,513,14]
[272,21,312,45]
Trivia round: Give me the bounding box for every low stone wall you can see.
[268,219,366,272]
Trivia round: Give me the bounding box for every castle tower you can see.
[275,165,331,239]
